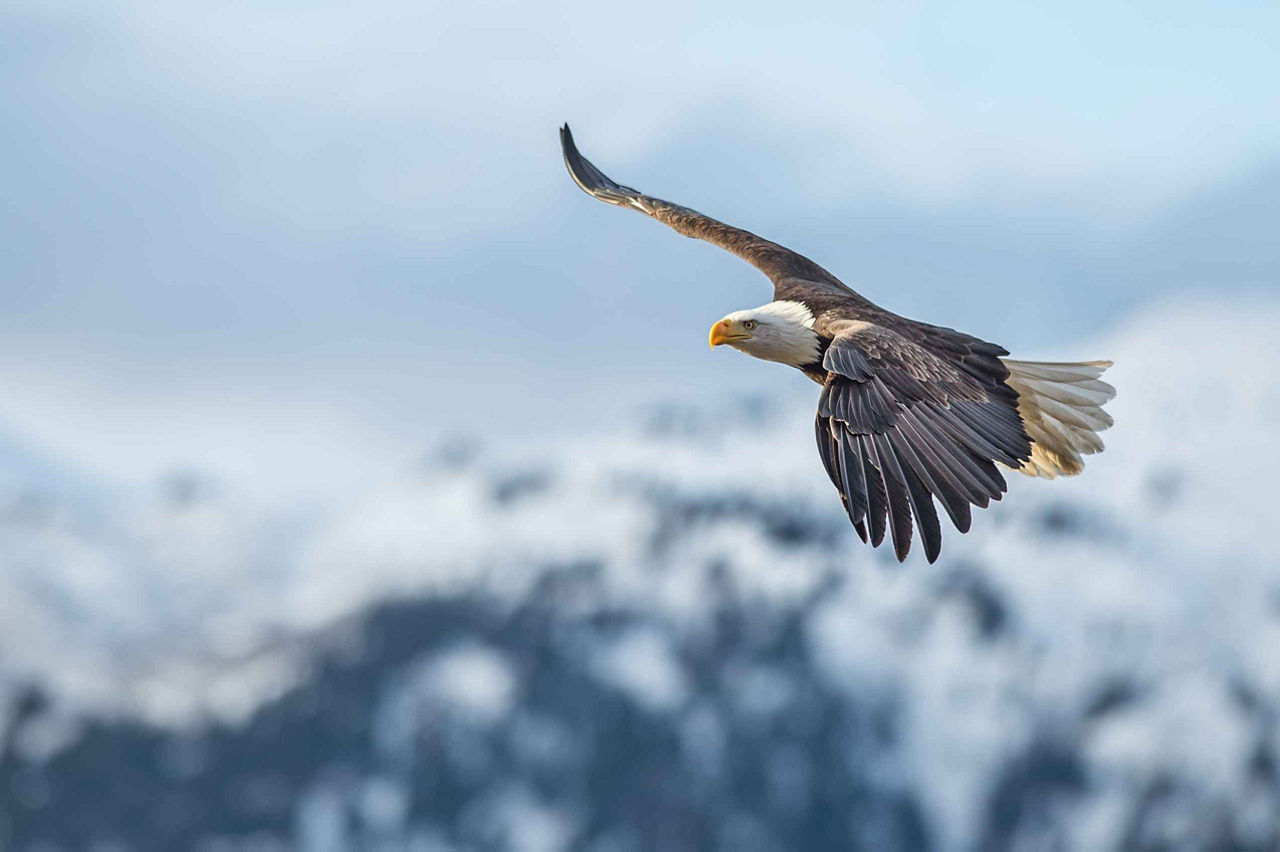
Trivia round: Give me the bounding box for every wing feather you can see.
[813,323,1031,561]
[887,418,972,534]
[872,432,927,562]
[900,408,999,508]
[561,125,852,300]
[815,415,843,490]
[884,425,948,558]
[923,411,1007,496]
[911,401,1012,464]
[855,433,889,547]
[837,422,869,524]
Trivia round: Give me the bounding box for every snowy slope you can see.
[1,295,1278,850]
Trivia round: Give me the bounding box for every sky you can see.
[2,0,1279,504]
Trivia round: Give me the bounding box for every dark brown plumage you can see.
[560,124,1114,563]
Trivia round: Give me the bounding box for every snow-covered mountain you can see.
[1,296,1278,851]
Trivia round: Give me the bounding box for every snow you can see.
[590,627,690,714]
[1,294,1279,848]
[419,643,519,726]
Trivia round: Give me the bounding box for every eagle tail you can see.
[1001,359,1116,479]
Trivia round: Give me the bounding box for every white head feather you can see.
[717,300,820,368]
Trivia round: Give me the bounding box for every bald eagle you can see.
[560,125,1115,563]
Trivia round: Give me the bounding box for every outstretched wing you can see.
[813,319,1032,563]
[560,124,851,298]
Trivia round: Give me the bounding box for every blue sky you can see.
[2,0,1279,502]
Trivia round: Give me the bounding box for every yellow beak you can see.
[709,319,744,348]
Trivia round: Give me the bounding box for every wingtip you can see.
[558,124,635,206]
[559,124,588,190]
[559,123,586,180]
[559,123,576,154]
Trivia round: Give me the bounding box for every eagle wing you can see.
[814,319,1032,562]
[560,124,852,299]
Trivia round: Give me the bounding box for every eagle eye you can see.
[742,319,757,330]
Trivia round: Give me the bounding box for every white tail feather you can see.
[1001,359,1116,479]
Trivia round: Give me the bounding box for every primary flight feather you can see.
[560,124,1115,563]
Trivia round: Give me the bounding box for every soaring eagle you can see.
[560,125,1115,563]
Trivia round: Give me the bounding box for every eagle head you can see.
[708,300,821,368]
